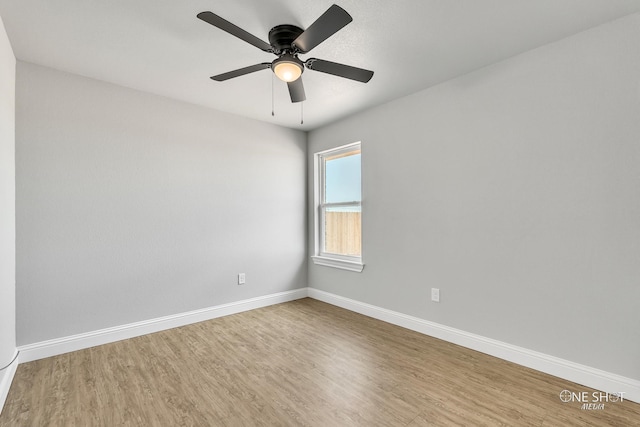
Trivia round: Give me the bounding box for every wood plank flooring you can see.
[1,298,639,426]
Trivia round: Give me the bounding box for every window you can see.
[312,142,364,272]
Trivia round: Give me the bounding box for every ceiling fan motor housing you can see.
[268,24,304,53]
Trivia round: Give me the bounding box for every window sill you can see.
[311,256,364,273]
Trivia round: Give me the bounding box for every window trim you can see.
[312,142,364,273]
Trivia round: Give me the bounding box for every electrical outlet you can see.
[431,288,440,303]
[238,273,246,285]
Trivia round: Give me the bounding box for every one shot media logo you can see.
[559,390,626,410]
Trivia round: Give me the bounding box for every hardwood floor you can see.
[1,298,639,426]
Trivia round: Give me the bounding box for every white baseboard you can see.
[307,288,640,404]
[12,286,640,406]
[0,350,19,415]
[18,288,309,364]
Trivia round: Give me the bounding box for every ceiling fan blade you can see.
[305,58,374,83]
[211,63,271,81]
[287,78,306,103]
[292,4,352,53]
[197,11,273,52]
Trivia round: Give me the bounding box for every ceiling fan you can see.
[197,4,374,103]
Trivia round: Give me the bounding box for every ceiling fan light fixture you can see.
[272,55,303,82]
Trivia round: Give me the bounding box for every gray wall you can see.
[308,13,640,380]
[16,62,307,345]
[0,14,16,370]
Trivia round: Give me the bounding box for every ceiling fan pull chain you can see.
[271,72,275,116]
[300,102,304,125]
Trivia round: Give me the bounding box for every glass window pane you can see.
[325,152,361,204]
[323,205,361,256]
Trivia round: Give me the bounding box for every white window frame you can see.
[311,142,364,272]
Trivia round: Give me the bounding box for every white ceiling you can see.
[1,1,639,131]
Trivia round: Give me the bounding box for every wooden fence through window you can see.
[325,211,361,256]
